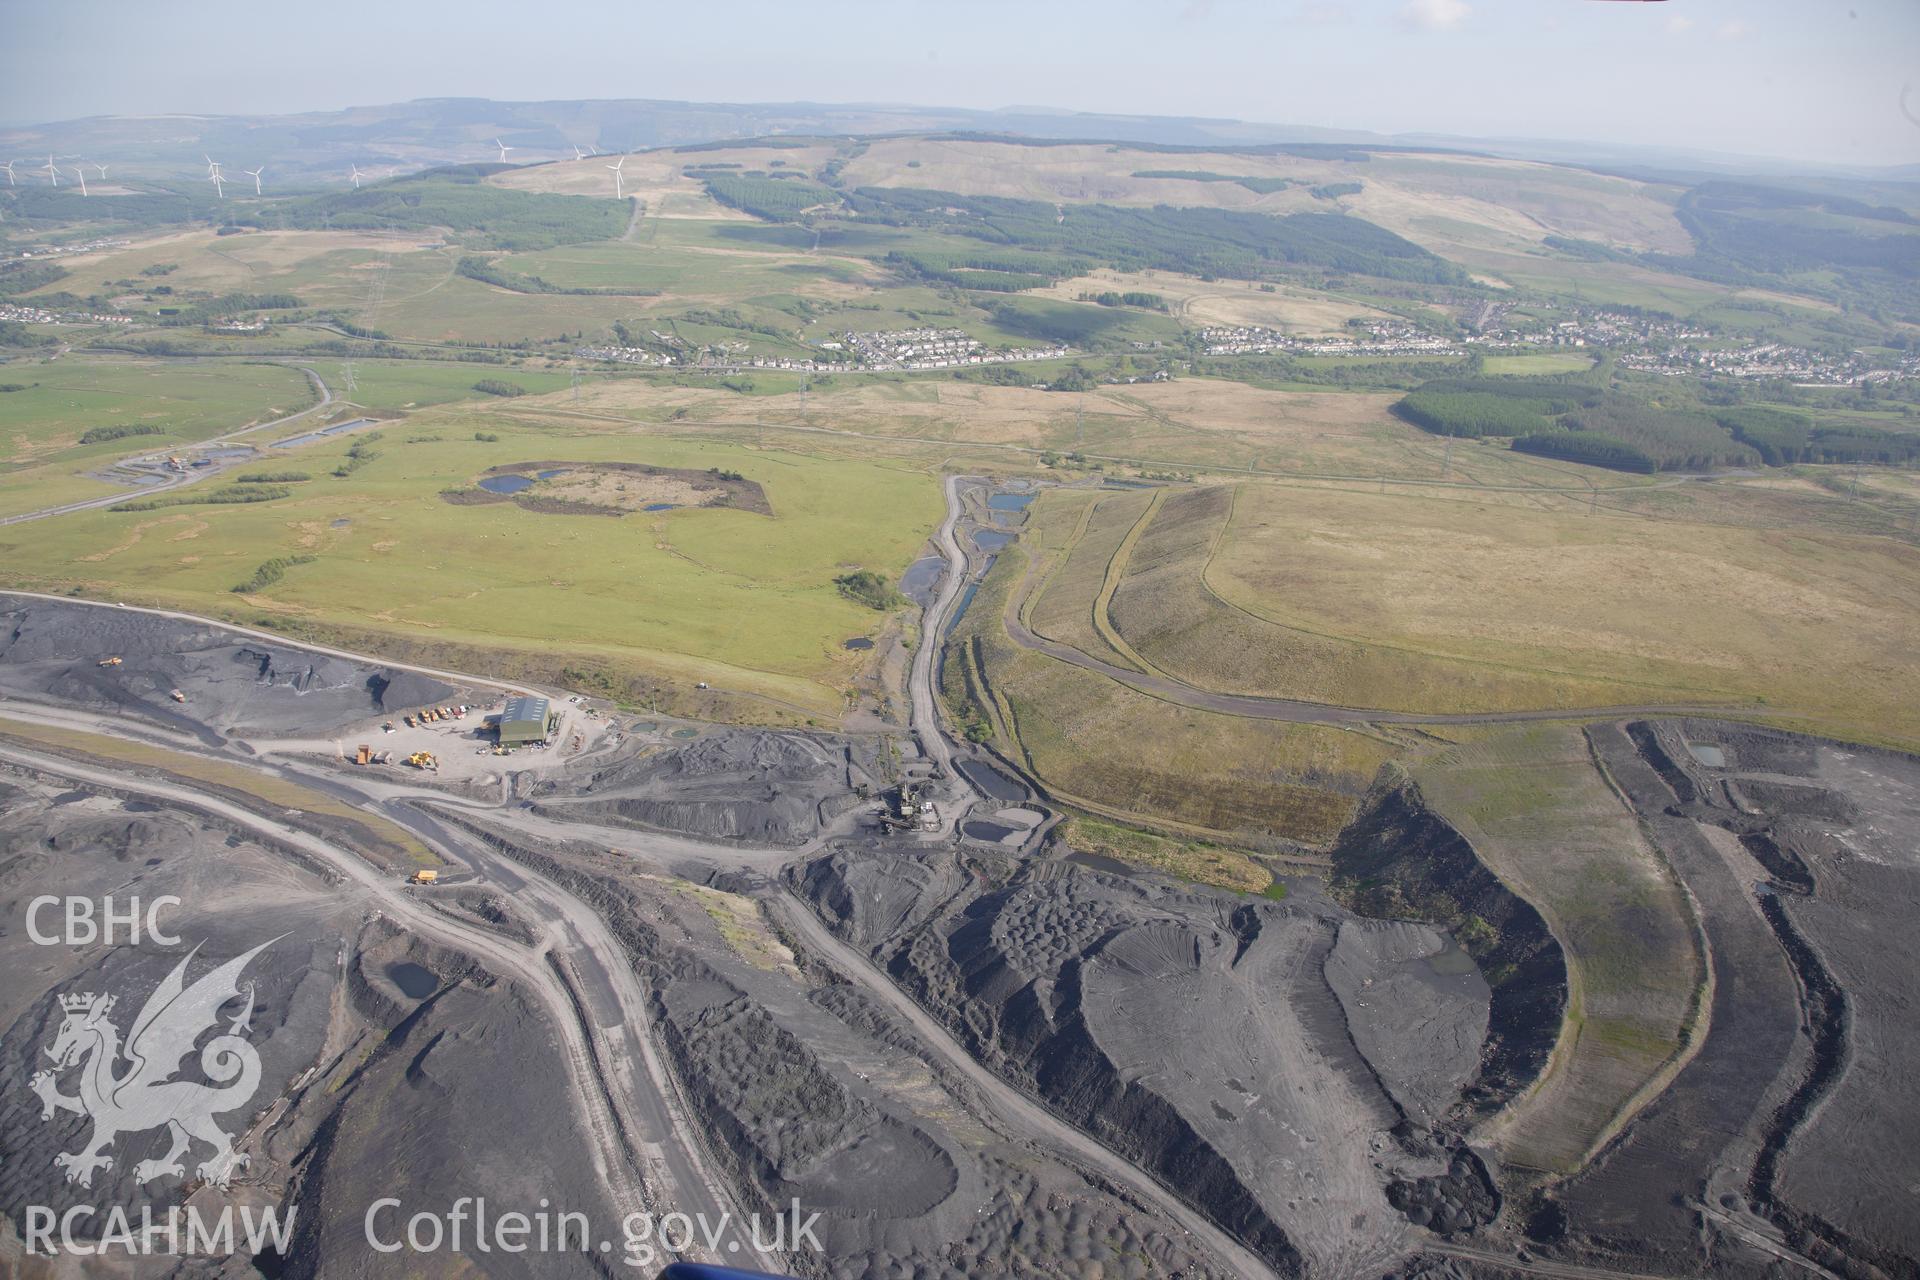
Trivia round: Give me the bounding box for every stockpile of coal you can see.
[525,728,876,846]
[0,596,459,738]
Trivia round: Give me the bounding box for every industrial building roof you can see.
[501,695,550,726]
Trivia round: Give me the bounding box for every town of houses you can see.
[1205,307,1914,387]
[0,301,133,327]
[579,325,1070,374]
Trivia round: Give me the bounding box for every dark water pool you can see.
[963,820,1016,842]
[643,502,677,512]
[478,474,534,494]
[944,579,982,637]
[843,637,875,650]
[387,962,437,999]
[900,555,944,605]
[987,493,1035,511]
[958,758,1025,803]
[973,529,1014,552]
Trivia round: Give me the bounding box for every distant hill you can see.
[5,97,1916,192]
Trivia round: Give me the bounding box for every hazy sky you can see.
[3,0,1916,167]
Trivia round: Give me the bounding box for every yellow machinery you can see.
[355,744,372,765]
[405,751,438,770]
[97,656,122,667]
[168,689,186,703]
[408,869,439,885]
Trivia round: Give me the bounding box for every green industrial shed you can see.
[497,696,554,747]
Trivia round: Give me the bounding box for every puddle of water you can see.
[1426,938,1480,977]
[672,727,700,739]
[330,518,351,528]
[643,503,677,512]
[537,469,568,479]
[900,555,944,605]
[478,474,534,495]
[386,961,437,999]
[1689,744,1727,767]
[843,637,874,650]
[963,820,1016,842]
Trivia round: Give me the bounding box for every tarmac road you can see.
[0,364,335,527]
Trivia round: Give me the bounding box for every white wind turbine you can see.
[494,137,513,163]
[204,154,221,179]
[71,166,88,196]
[607,155,625,199]
[44,155,58,186]
[244,165,264,195]
[349,163,365,189]
[208,168,225,199]
[573,144,587,161]
[94,162,109,180]
[1,161,15,187]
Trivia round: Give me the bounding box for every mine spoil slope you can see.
[0,774,620,1280]
[1573,719,1920,1278]
[1325,780,1568,1122]
[447,817,1237,1280]
[523,728,873,846]
[794,845,1497,1279]
[0,598,457,738]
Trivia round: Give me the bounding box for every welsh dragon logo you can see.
[28,939,275,1190]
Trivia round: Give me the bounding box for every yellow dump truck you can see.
[408,869,438,885]
[406,751,438,770]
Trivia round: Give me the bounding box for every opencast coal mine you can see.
[2,569,1917,1280]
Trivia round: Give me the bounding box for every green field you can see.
[947,505,1394,849]
[1086,480,1920,748]
[497,238,871,295]
[327,360,579,413]
[0,410,943,716]
[1413,724,1705,1174]
[0,358,315,463]
[1482,353,1598,376]
[0,357,318,517]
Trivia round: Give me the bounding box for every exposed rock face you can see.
[439,814,1235,1280]
[794,845,1498,1278]
[1328,780,1568,1120]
